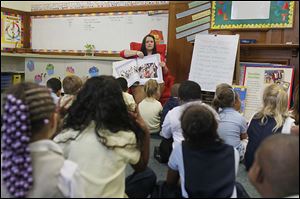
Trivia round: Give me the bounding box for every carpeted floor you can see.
[126,137,261,198]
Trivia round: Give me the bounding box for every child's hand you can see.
[129,108,149,133]
[136,51,144,58]
[57,97,73,117]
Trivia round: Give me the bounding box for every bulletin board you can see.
[211,1,295,29]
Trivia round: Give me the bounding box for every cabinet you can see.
[1,53,123,88]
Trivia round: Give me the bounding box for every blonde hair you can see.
[144,79,159,98]
[292,86,299,125]
[62,75,83,94]
[255,84,289,132]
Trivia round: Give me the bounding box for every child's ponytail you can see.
[2,83,56,198]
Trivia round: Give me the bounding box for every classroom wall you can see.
[2,1,299,87]
[167,1,299,87]
[1,1,74,12]
[1,1,33,12]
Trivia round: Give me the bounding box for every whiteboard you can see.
[231,1,271,20]
[188,34,239,92]
[31,13,168,52]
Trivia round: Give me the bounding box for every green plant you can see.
[84,43,95,51]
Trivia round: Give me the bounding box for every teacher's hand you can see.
[160,62,168,73]
[136,51,144,58]
[159,61,166,68]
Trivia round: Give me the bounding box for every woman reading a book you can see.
[120,34,174,105]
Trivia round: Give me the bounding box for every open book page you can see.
[136,54,163,85]
[113,59,140,87]
[113,54,163,87]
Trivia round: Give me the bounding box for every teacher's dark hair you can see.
[141,34,157,56]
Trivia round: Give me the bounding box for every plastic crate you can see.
[1,74,12,90]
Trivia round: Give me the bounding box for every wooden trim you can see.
[23,15,31,48]
[234,41,241,85]
[240,44,299,49]
[30,4,169,16]
[36,51,121,57]
[1,50,121,57]
[1,7,29,15]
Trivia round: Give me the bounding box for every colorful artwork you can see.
[150,30,164,44]
[211,1,294,29]
[66,66,75,76]
[46,64,54,75]
[137,63,159,79]
[34,74,43,84]
[1,12,23,49]
[89,66,99,77]
[27,60,35,72]
[264,70,285,84]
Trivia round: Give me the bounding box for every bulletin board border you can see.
[29,10,168,54]
[211,1,295,30]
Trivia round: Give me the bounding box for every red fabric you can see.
[120,42,174,106]
[119,50,125,58]
[160,72,175,105]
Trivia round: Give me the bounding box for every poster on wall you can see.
[1,12,23,49]
[189,34,239,92]
[243,65,294,122]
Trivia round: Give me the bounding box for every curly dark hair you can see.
[141,34,157,56]
[116,77,128,92]
[181,104,222,148]
[63,76,144,149]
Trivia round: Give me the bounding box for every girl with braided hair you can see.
[1,82,84,198]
